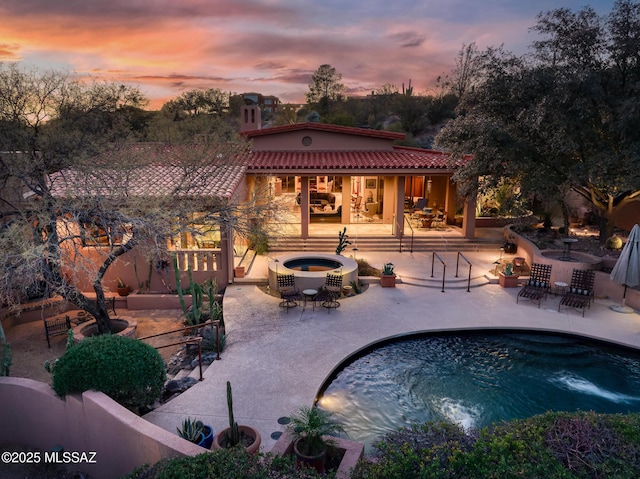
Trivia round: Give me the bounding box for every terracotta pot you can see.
[380,274,396,288]
[293,438,327,474]
[499,272,519,288]
[117,286,130,297]
[212,425,261,454]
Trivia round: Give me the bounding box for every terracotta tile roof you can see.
[50,163,246,199]
[246,146,468,172]
[49,144,248,200]
[242,122,406,140]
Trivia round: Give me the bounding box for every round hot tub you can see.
[268,253,358,292]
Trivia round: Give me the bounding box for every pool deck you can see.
[144,249,640,452]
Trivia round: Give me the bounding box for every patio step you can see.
[269,235,503,253]
[399,273,491,289]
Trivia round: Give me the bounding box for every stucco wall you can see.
[507,228,640,311]
[0,377,203,479]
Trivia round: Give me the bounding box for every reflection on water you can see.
[318,333,640,451]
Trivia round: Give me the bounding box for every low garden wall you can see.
[507,228,640,311]
[0,377,203,479]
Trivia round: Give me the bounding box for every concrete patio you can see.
[144,248,640,452]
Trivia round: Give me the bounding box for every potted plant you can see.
[498,263,519,288]
[115,277,130,297]
[380,262,396,288]
[503,235,517,254]
[286,405,345,474]
[212,381,261,454]
[177,418,215,448]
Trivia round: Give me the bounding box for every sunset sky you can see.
[0,0,615,110]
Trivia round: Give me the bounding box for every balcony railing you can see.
[173,248,222,272]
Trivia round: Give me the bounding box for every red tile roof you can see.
[246,146,467,173]
[50,163,246,199]
[242,122,406,140]
[49,144,248,200]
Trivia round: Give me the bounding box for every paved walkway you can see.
[144,249,640,452]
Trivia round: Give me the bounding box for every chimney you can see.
[240,104,261,132]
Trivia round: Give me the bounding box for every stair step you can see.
[269,236,503,253]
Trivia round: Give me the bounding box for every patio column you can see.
[300,176,310,239]
[341,175,351,224]
[395,176,405,239]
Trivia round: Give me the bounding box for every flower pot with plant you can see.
[380,262,396,288]
[498,263,519,288]
[212,381,261,454]
[286,405,345,474]
[177,418,214,448]
[115,277,130,296]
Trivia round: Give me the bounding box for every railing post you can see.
[456,252,473,292]
[431,252,446,292]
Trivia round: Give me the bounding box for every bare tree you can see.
[0,64,268,334]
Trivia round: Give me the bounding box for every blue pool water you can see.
[317,332,640,449]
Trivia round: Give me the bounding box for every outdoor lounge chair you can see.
[277,274,302,312]
[315,272,343,313]
[516,263,552,308]
[558,269,596,317]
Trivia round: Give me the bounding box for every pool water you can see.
[317,332,640,450]
[283,257,342,271]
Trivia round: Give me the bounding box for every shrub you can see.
[125,448,328,479]
[606,235,623,250]
[52,334,166,413]
[353,412,640,479]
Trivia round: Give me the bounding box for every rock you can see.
[164,377,198,395]
[191,352,218,368]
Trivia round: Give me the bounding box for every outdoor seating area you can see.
[516,263,552,308]
[276,274,302,312]
[558,269,596,317]
[314,272,343,313]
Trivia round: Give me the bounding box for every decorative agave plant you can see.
[177,418,204,444]
[382,263,395,275]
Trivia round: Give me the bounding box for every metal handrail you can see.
[138,320,221,382]
[456,252,473,292]
[403,213,414,253]
[431,252,446,292]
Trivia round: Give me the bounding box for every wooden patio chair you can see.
[516,263,552,308]
[276,274,302,313]
[558,269,596,317]
[44,315,72,348]
[316,272,343,313]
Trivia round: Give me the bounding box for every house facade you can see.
[240,104,476,243]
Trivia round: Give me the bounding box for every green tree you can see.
[436,1,640,240]
[305,64,346,116]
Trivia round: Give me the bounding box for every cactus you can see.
[174,255,189,317]
[0,321,11,377]
[335,227,352,255]
[174,255,206,326]
[505,263,513,276]
[225,381,241,447]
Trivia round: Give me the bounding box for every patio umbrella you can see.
[609,224,640,313]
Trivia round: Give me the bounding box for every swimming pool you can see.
[317,332,640,450]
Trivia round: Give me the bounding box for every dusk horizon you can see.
[0,0,615,109]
